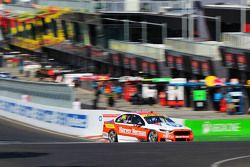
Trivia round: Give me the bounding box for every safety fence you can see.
[36,0,188,13]
[0,78,74,108]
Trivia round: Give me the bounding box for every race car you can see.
[103,112,193,142]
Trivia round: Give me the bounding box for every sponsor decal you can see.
[119,127,146,137]
[175,136,189,138]
[105,124,115,129]
[99,116,103,121]
[141,114,164,117]
[202,122,240,134]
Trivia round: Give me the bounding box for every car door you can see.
[115,114,136,142]
[131,114,148,141]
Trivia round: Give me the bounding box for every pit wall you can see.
[0,96,123,137]
[0,96,249,141]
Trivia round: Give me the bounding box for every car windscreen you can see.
[144,116,175,124]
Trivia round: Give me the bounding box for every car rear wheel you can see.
[108,130,118,143]
[148,130,158,142]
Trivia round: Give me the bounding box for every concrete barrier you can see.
[0,96,123,137]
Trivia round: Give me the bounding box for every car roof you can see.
[135,111,160,115]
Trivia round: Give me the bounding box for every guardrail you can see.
[0,96,123,137]
[0,78,74,108]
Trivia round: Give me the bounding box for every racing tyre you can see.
[108,130,118,143]
[148,130,158,142]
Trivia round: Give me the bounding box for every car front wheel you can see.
[108,130,118,143]
[148,130,158,142]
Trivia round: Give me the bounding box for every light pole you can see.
[189,15,221,41]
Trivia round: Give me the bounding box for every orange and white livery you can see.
[103,112,193,142]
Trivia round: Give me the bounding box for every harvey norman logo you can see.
[202,122,240,134]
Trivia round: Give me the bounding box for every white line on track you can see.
[0,141,105,145]
[211,155,250,167]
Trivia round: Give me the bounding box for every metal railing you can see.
[36,0,189,13]
[0,78,74,108]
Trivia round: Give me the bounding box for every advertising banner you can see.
[111,52,121,66]
[185,119,250,141]
[123,54,131,69]
[149,62,158,76]
[175,56,184,71]
[91,47,110,62]
[165,54,175,68]
[130,57,138,71]
[201,61,211,76]
[236,54,247,71]
[193,90,207,101]
[191,60,200,74]
[0,99,87,128]
[142,60,150,74]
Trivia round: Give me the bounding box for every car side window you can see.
[115,114,132,124]
[132,115,145,125]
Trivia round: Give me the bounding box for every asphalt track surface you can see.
[0,117,250,167]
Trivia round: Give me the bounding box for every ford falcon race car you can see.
[103,112,193,142]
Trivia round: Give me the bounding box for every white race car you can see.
[103,112,193,142]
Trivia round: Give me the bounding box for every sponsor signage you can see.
[0,100,87,128]
[191,60,200,74]
[201,61,210,76]
[130,57,138,71]
[123,55,130,69]
[150,62,158,75]
[236,55,247,71]
[193,90,207,101]
[91,48,109,62]
[175,57,184,70]
[166,55,175,68]
[112,53,121,66]
[184,119,250,141]
[142,61,150,74]
[224,53,235,68]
